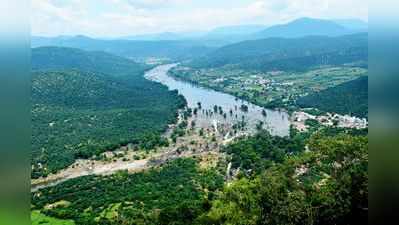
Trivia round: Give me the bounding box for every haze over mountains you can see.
[31,35,215,60]
[31,8,369,224]
[254,17,362,39]
[117,17,367,41]
[32,17,368,60]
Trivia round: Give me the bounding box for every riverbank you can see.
[31,109,236,192]
[32,63,293,192]
[145,64,291,137]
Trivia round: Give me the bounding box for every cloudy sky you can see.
[32,0,368,37]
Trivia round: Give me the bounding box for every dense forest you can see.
[297,76,368,118]
[199,132,368,225]
[239,46,367,72]
[224,131,304,175]
[31,47,186,178]
[32,47,149,78]
[32,158,224,225]
[32,127,368,225]
[29,11,369,225]
[187,33,368,72]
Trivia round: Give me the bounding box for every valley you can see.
[31,64,291,191]
[30,17,368,225]
[169,65,367,110]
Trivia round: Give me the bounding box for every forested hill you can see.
[255,17,351,39]
[297,76,368,118]
[188,33,368,72]
[31,47,186,178]
[31,36,215,60]
[32,46,149,77]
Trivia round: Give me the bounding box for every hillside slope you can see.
[32,46,148,77]
[31,47,186,178]
[297,76,368,118]
[189,33,368,72]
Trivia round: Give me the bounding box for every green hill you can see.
[297,76,368,118]
[188,33,368,72]
[31,47,186,178]
[32,46,148,77]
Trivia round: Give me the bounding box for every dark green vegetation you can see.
[31,47,186,178]
[199,131,368,225]
[31,36,214,60]
[31,20,368,225]
[32,47,148,77]
[170,65,366,110]
[32,126,367,225]
[297,76,368,118]
[31,158,224,225]
[170,33,368,112]
[224,131,304,175]
[188,33,368,71]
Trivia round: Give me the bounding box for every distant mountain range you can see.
[333,19,368,31]
[118,18,367,41]
[254,17,364,39]
[31,17,368,60]
[188,32,368,71]
[204,25,268,39]
[31,35,215,60]
[121,31,207,41]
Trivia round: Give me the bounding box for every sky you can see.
[32,0,368,38]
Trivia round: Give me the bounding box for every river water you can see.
[31,64,291,192]
[145,64,290,137]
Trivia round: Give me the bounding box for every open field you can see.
[169,66,367,110]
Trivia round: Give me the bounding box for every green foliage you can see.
[170,63,366,112]
[223,131,304,175]
[32,47,149,77]
[197,178,261,225]
[297,76,368,118]
[201,133,368,225]
[31,47,186,178]
[31,158,224,225]
[305,119,321,128]
[188,33,367,71]
[31,210,75,225]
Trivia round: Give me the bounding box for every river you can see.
[145,64,290,137]
[31,64,290,192]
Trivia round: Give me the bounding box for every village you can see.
[291,110,368,131]
[170,65,367,109]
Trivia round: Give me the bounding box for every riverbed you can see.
[145,64,290,136]
[31,65,291,192]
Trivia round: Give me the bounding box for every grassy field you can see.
[169,66,367,110]
[31,210,75,225]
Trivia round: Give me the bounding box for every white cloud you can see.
[126,0,190,9]
[31,0,368,37]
